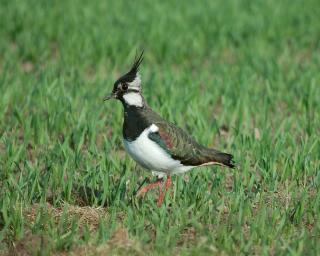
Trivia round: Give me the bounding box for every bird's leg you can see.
[136,178,163,198]
[157,176,172,207]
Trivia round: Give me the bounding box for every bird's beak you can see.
[104,92,116,101]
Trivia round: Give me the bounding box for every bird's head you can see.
[104,51,144,107]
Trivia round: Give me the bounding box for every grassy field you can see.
[0,0,320,255]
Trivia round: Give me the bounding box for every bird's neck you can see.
[122,95,163,141]
[121,92,145,108]
[122,96,149,141]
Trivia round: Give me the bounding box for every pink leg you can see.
[136,178,163,198]
[157,176,172,207]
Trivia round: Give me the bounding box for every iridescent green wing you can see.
[148,121,210,166]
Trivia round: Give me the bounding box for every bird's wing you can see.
[147,121,214,166]
[148,121,234,168]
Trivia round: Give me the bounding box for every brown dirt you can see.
[24,203,106,232]
[21,61,34,73]
[6,233,50,256]
[54,228,143,256]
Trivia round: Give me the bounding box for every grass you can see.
[0,0,320,255]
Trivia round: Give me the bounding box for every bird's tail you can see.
[203,148,235,168]
[213,151,235,168]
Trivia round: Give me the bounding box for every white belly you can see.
[123,124,193,176]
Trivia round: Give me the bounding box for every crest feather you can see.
[130,50,144,73]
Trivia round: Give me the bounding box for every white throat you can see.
[123,92,143,107]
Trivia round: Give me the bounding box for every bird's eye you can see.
[122,83,128,90]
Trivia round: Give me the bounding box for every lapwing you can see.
[104,52,234,207]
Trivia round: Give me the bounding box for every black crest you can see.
[130,50,144,74]
[115,50,144,85]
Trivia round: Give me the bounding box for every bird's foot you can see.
[157,176,172,207]
[136,178,163,198]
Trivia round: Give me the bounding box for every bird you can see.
[104,51,234,207]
